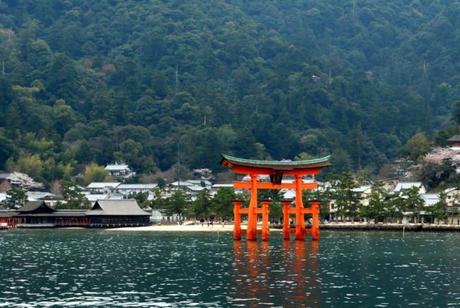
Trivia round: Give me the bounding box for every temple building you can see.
[448,135,460,150]
[0,200,150,228]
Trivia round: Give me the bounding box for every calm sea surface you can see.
[0,229,459,307]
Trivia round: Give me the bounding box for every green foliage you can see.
[129,191,150,209]
[164,190,190,217]
[7,153,44,179]
[428,192,448,222]
[405,132,431,161]
[82,163,107,184]
[60,181,90,209]
[192,189,212,219]
[326,173,360,220]
[4,186,28,209]
[211,188,236,219]
[361,183,387,222]
[401,187,425,223]
[1,0,460,179]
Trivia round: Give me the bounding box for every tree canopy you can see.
[1,1,460,182]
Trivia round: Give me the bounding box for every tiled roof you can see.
[17,201,55,213]
[448,135,460,142]
[221,154,331,171]
[87,200,149,216]
[105,164,129,170]
[87,182,120,189]
[117,184,157,190]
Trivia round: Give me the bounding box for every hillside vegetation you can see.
[1,0,460,182]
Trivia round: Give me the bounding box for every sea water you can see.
[0,230,459,307]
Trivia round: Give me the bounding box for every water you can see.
[1,230,460,307]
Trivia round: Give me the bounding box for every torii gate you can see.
[221,154,330,241]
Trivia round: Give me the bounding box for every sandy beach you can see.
[110,223,236,232]
[110,222,460,232]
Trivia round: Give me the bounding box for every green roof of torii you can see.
[220,154,331,171]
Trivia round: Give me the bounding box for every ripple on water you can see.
[1,230,460,306]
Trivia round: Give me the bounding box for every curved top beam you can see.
[220,154,331,172]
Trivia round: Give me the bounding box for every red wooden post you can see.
[311,200,320,240]
[282,200,291,240]
[233,200,242,240]
[294,175,305,240]
[247,174,258,241]
[262,200,270,241]
[221,154,330,242]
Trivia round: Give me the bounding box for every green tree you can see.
[4,186,28,209]
[327,173,360,221]
[60,181,90,209]
[402,187,424,223]
[361,183,387,222]
[165,190,190,218]
[386,192,406,223]
[8,153,44,179]
[82,163,107,184]
[192,189,212,219]
[129,191,150,209]
[429,192,448,224]
[405,132,431,161]
[211,187,235,219]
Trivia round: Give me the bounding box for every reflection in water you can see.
[3,231,460,306]
[231,240,320,307]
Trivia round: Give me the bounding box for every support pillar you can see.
[311,200,320,240]
[294,175,305,240]
[247,174,258,241]
[262,200,270,241]
[282,200,291,240]
[233,200,242,240]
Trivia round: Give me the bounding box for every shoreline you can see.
[110,224,236,232]
[108,222,460,232]
[320,223,460,232]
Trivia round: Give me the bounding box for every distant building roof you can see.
[448,135,460,143]
[212,184,234,189]
[283,190,296,200]
[393,182,426,193]
[170,181,206,192]
[421,193,440,206]
[27,191,61,201]
[87,182,121,189]
[83,193,109,202]
[186,180,212,187]
[117,184,157,190]
[352,185,372,193]
[17,201,55,213]
[87,200,149,216]
[444,187,460,194]
[105,163,130,171]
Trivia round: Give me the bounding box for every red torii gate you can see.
[221,154,330,241]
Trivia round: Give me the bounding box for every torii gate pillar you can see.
[221,154,330,242]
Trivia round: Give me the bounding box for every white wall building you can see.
[105,163,136,179]
[87,182,120,194]
[393,182,426,194]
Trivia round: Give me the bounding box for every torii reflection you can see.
[230,239,320,307]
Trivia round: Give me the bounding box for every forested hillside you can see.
[1,0,459,182]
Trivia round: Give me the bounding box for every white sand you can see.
[110,223,283,232]
[110,224,235,232]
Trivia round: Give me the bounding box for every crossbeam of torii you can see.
[221,154,331,241]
